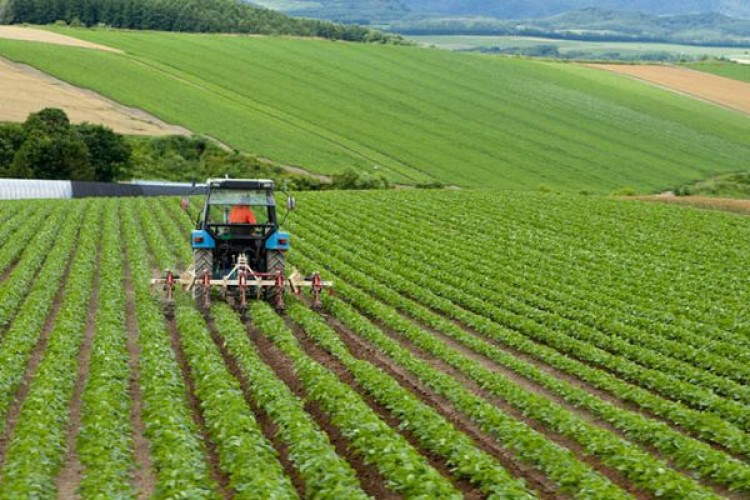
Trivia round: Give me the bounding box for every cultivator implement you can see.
[151,255,332,319]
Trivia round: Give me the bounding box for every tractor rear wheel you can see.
[265,250,286,311]
[194,249,213,309]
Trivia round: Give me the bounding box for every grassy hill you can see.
[1,28,749,191]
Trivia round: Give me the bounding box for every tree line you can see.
[1,0,402,42]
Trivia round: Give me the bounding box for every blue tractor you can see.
[153,178,330,318]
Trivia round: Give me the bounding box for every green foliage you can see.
[674,171,750,198]
[1,0,401,42]
[0,108,131,181]
[330,167,391,190]
[3,32,749,192]
[77,123,131,182]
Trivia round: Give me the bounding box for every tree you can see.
[11,129,94,180]
[23,107,71,135]
[76,123,131,181]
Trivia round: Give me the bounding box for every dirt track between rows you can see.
[587,64,750,115]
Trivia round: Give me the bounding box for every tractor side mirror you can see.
[287,196,296,211]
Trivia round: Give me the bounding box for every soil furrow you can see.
[123,259,156,499]
[247,322,398,500]
[281,314,483,499]
[343,302,650,499]
[316,310,562,499]
[204,315,305,497]
[0,250,76,468]
[55,259,102,498]
[166,318,232,498]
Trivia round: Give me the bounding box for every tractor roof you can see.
[206,178,274,190]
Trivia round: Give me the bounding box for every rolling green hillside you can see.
[1,29,749,191]
[688,61,750,83]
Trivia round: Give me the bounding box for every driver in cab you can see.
[229,203,256,224]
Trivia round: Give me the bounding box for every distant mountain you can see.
[251,1,750,21]
[399,1,750,19]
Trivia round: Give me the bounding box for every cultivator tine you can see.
[275,270,286,313]
[201,270,211,310]
[311,272,323,311]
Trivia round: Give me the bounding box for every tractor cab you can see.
[192,179,290,279]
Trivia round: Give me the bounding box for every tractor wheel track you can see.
[204,314,306,497]
[55,257,101,498]
[165,318,232,498]
[123,257,157,498]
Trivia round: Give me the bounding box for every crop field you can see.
[410,35,750,60]
[688,62,750,84]
[0,191,748,498]
[1,29,750,192]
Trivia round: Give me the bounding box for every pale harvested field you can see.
[0,58,189,136]
[588,64,750,115]
[631,194,750,216]
[0,26,121,52]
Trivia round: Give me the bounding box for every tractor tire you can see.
[194,249,213,310]
[265,250,286,310]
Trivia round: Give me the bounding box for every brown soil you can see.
[587,64,750,115]
[203,315,305,497]
[0,57,190,136]
[165,318,232,498]
[56,260,101,498]
[247,323,398,500]
[0,26,121,52]
[352,308,650,499]
[281,315,483,499]
[314,309,562,499]
[123,259,157,499]
[630,195,750,216]
[0,247,75,468]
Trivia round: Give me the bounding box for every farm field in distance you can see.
[1,28,750,192]
[0,191,748,498]
[409,35,750,61]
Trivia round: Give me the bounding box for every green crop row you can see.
[0,202,78,329]
[0,202,45,277]
[286,300,537,499]
[0,200,100,498]
[250,301,462,498]
[77,202,136,497]
[149,198,192,266]
[210,303,369,499]
[121,199,219,498]
[293,208,750,430]
[348,196,750,383]
[174,302,298,498]
[0,201,87,440]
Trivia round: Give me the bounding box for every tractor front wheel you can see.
[194,249,213,310]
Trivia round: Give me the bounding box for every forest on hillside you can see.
[0,0,400,42]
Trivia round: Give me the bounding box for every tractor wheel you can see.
[265,250,286,310]
[194,249,213,309]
